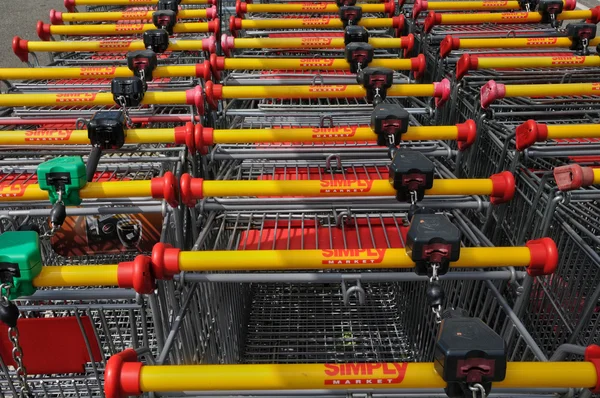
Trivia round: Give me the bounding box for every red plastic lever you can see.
[180,173,204,207]
[151,242,181,280]
[490,171,515,204]
[150,171,179,207]
[585,345,600,393]
[456,120,477,151]
[480,80,506,109]
[117,255,155,294]
[515,120,547,151]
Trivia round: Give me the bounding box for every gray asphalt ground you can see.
[0,0,598,67]
[0,0,64,68]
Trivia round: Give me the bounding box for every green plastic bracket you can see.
[37,156,87,206]
[0,231,42,300]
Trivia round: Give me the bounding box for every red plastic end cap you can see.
[174,122,196,153]
[210,53,223,81]
[456,119,477,151]
[411,54,426,80]
[64,0,76,12]
[196,125,213,155]
[385,0,395,17]
[209,0,216,5]
[236,0,248,17]
[525,237,558,277]
[105,349,142,398]
[205,81,222,110]
[412,0,426,19]
[480,80,505,109]
[586,5,600,23]
[490,171,515,204]
[196,61,211,81]
[185,85,204,115]
[151,243,181,280]
[456,53,477,81]
[37,21,52,41]
[207,5,217,19]
[553,164,595,191]
[393,15,405,37]
[50,9,64,25]
[117,255,155,294]
[209,18,220,35]
[440,35,459,59]
[229,16,238,37]
[194,124,212,155]
[221,34,233,56]
[433,78,451,108]
[402,33,414,57]
[515,120,547,151]
[202,36,216,53]
[564,0,577,10]
[12,37,29,63]
[150,171,179,207]
[585,345,600,393]
[180,173,204,207]
[424,11,440,34]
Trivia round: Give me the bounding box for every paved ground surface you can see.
[0,0,598,67]
[0,0,64,68]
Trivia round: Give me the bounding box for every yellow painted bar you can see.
[504,82,600,98]
[26,39,207,53]
[238,18,395,29]
[459,37,574,49]
[72,0,210,5]
[594,169,600,184]
[219,84,436,99]
[0,91,188,107]
[428,0,522,10]
[231,37,405,49]
[33,265,119,287]
[178,246,531,271]
[0,128,176,145]
[200,179,494,197]
[79,181,152,199]
[244,3,387,13]
[138,362,597,391]
[546,124,600,139]
[438,9,589,24]
[48,22,211,36]
[211,125,460,143]
[221,58,411,71]
[476,56,600,70]
[0,65,199,80]
[58,9,210,23]
[0,181,152,202]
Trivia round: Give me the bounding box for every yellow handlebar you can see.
[39,21,217,39]
[240,2,392,14]
[51,8,214,23]
[223,36,413,52]
[66,0,212,9]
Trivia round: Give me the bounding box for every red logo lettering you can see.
[301,3,328,10]
[79,67,117,77]
[299,58,335,67]
[482,0,508,5]
[0,181,27,198]
[302,18,333,26]
[323,363,408,385]
[319,179,373,194]
[24,130,73,142]
[300,38,333,46]
[500,12,528,20]
[115,24,145,32]
[308,85,347,93]
[526,38,558,45]
[56,93,98,103]
[550,56,585,65]
[321,248,386,265]
[311,126,357,138]
[122,11,149,18]
[592,83,600,91]
[99,41,133,49]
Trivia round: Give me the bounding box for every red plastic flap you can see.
[0,316,102,375]
[239,218,408,250]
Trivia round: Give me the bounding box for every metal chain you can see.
[469,383,487,398]
[0,285,32,397]
[525,2,530,11]
[410,190,418,205]
[429,264,442,324]
[41,190,63,238]
[117,96,135,129]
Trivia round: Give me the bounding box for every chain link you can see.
[1,285,32,397]
[117,96,135,129]
[409,190,418,205]
[429,264,442,324]
[469,383,487,398]
[41,190,63,238]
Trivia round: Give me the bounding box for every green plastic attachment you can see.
[37,156,87,206]
[0,231,42,300]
